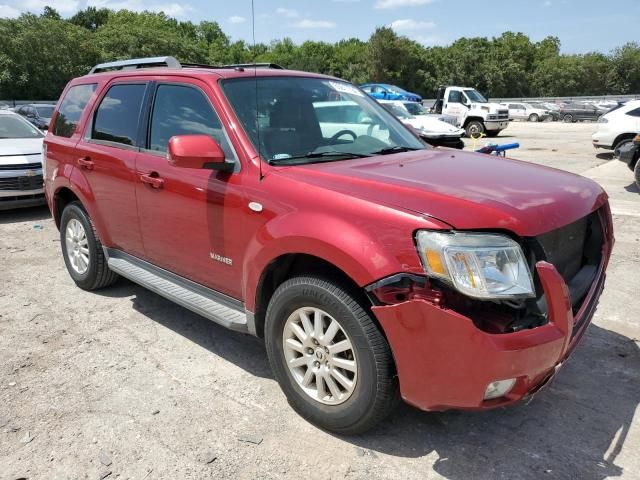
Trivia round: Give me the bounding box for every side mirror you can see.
[167,135,234,172]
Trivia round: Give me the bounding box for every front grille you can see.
[527,209,604,314]
[497,110,509,120]
[0,161,42,171]
[0,174,43,191]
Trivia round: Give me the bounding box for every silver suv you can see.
[0,110,45,210]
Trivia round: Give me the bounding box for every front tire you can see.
[265,276,398,434]
[60,202,118,291]
[563,114,574,123]
[465,120,485,138]
[528,113,539,122]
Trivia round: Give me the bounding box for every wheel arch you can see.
[462,116,485,127]
[613,132,636,148]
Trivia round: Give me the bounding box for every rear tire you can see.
[60,202,118,291]
[528,113,539,122]
[563,114,574,123]
[614,138,634,159]
[265,276,398,434]
[465,120,485,138]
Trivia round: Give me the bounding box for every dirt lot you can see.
[1,121,639,480]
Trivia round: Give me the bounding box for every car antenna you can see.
[251,0,264,181]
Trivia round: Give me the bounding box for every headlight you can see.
[415,231,535,300]
[598,116,608,123]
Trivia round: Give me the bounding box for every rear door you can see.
[73,81,148,257]
[134,79,247,299]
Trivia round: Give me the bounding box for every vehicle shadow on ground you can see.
[624,182,638,194]
[596,152,614,160]
[95,281,639,479]
[345,324,639,480]
[0,205,50,225]
[95,278,273,379]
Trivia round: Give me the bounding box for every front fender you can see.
[242,211,416,312]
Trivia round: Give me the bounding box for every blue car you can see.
[360,83,422,102]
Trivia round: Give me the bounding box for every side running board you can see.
[105,249,251,334]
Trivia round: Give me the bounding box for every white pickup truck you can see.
[432,86,510,138]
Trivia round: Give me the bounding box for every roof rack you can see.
[88,57,284,74]
[89,56,181,74]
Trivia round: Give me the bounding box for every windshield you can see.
[385,103,412,119]
[0,115,43,139]
[404,102,427,115]
[221,76,424,164]
[35,105,54,118]
[463,89,488,103]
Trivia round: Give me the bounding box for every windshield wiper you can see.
[370,145,421,155]
[269,151,372,165]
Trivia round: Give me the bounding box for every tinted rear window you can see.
[53,84,96,138]
[92,84,146,146]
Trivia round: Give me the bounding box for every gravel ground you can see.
[1,121,639,480]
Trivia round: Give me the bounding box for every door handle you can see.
[77,156,94,170]
[140,172,164,189]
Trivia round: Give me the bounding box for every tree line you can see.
[1,6,639,101]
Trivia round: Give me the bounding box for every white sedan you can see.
[0,110,46,210]
[379,100,465,149]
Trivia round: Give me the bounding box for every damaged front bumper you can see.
[371,261,607,411]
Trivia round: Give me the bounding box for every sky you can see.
[0,0,639,54]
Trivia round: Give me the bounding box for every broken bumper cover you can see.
[372,261,606,411]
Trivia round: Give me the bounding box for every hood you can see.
[403,116,464,137]
[274,149,606,237]
[471,102,506,113]
[0,137,43,158]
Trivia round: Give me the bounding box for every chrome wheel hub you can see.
[283,307,357,405]
[65,218,89,275]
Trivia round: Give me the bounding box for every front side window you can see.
[0,115,43,139]
[53,84,97,138]
[222,76,424,165]
[148,84,234,159]
[92,84,146,146]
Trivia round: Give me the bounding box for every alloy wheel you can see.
[282,307,358,405]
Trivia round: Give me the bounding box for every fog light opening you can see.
[484,378,516,400]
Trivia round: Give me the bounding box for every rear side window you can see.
[626,107,640,117]
[53,84,96,137]
[148,84,235,158]
[92,84,146,146]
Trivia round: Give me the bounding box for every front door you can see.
[134,80,247,299]
[443,89,467,124]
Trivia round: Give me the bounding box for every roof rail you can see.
[180,62,284,71]
[221,63,284,70]
[88,56,181,74]
[88,57,285,75]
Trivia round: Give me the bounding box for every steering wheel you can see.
[329,130,357,145]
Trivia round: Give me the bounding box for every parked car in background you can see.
[379,99,465,148]
[360,83,422,102]
[560,102,608,123]
[617,133,640,188]
[592,100,640,156]
[0,110,45,210]
[15,103,56,130]
[433,86,510,137]
[527,101,561,121]
[501,102,550,122]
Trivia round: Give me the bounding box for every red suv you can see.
[44,57,613,434]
